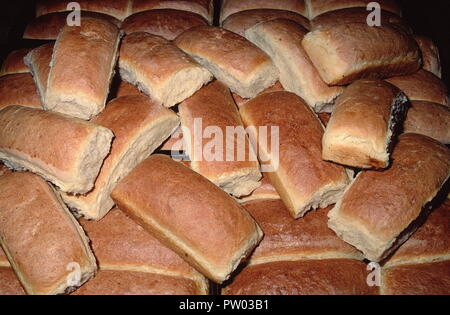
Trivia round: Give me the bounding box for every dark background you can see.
[0,0,449,87]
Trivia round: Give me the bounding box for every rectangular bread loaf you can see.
[0,106,114,194]
[328,133,450,262]
[24,42,54,104]
[111,154,263,283]
[45,17,121,120]
[0,172,97,295]
[61,95,179,220]
[0,73,42,110]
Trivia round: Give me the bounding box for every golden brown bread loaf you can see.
[245,18,344,112]
[403,101,450,144]
[386,70,449,107]
[175,26,279,99]
[0,48,32,76]
[0,73,42,110]
[24,42,54,104]
[220,0,307,22]
[0,106,114,194]
[119,32,212,108]
[23,11,121,40]
[121,9,207,40]
[46,17,121,120]
[322,79,408,169]
[222,9,310,37]
[328,133,450,262]
[36,0,131,20]
[111,154,263,283]
[413,35,442,78]
[60,95,179,220]
[302,23,421,85]
[240,91,349,218]
[179,81,262,197]
[0,172,97,295]
[306,0,402,19]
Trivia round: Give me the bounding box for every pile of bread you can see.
[0,0,449,295]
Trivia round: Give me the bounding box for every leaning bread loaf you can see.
[111,154,263,283]
[121,9,207,40]
[24,42,54,104]
[119,32,212,108]
[328,133,450,262]
[245,19,344,112]
[240,92,349,218]
[0,172,97,295]
[46,17,121,120]
[322,79,408,169]
[302,23,421,85]
[0,73,42,110]
[179,81,261,197]
[175,26,278,99]
[0,48,32,76]
[306,0,402,19]
[61,95,179,220]
[0,106,114,194]
[413,35,442,78]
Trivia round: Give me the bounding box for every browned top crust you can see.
[0,268,25,295]
[0,73,42,110]
[0,48,32,76]
[413,35,442,78]
[307,0,402,19]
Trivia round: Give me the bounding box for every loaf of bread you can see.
[310,7,410,33]
[238,174,280,203]
[130,0,214,23]
[23,11,121,40]
[223,259,377,295]
[306,0,402,19]
[0,48,32,76]
[222,9,310,36]
[0,172,97,295]
[61,95,179,220]
[245,19,344,112]
[121,9,207,40]
[46,17,121,120]
[0,73,42,110]
[220,0,307,22]
[36,0,130,20]
[0,106,114,194]
[113,80,143,98]
[302,23,421,85]
[79,209,208,294]
[328,133,450,262]
[111,154,263,283]
[119,32,212,108]
[403,101,450,144]
[414,35,442,78]
[240,92,349,218]
[386,70,449,107]
[179,81,261,197]
[0,268,25,295]
[175,26,278,99]
[24,43,54,104]
[323,79,408,169]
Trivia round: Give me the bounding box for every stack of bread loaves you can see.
[0,0,448,295]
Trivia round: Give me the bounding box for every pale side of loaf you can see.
[23,11,121,40]
[245,19,344,112]
[238,174,280,203]
[111,154,263,283]
[386,70,449,107]
[121,9,207,40]
[305,0,402,19]
[36,0,131,20]
[413,35,442,78]
[222,9,310,37]
[130,0,214,23]
[24,42,54,104]
[302,23,421,85]
[119,32,212,108]
[328,133,450,262]
[0,48,32,76]
[240,92,350,219]
[0,172,97,295]
[0,73,42,110]
[322,79,408,169]
[220,0,307,23]
[179,81,262,197]
[0,106,114,194]
[46,17,121,120]
[403,101,450,144]
[175,26,279,99]
[61,95,180,220]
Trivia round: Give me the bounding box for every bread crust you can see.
[0,48,32,76]
[0,73,42,110]
[306,0,402,19]
[413,35,442,78]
